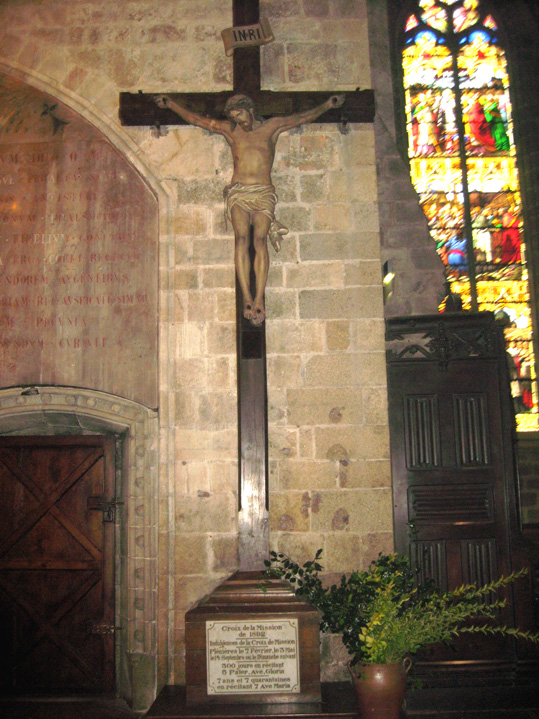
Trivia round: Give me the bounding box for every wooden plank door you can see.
[0,436,116,695]
[386,314,520,682]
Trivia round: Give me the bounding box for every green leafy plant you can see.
[264,549,539,666]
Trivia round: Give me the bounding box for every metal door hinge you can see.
[87,496,124,522]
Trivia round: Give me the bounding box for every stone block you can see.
[314,424,390,462]
[261,0,301,16]
[268,387,288,424]
[299,134,341,172]
[287,43,359,86]
[332,0,364,18]
[266,321,324,354]
[171,206,208,236]
[215,289,235,322]
[176,322,205,357]
[304,353,361,387]
[351,201,381,234]
[174,237,192,264]
[210,535,239,572]
[209,461,238,494]
[285,261,343,288]
[338,459,391,489]
[299,232,374,261]
[280,459,338,490]
[174,390,198,427]
[175,576,217,613]
[205,323,235,355]
[201,266,234,289]
[349,318,385,351]
[261,42,286,87]
[269,491,311,532]
[299,286,383,319]
[287,387,364,426]
[302,0,330,18]
[270,532,326,565]
[163,129,220,177]
[174,428,237,461]
[324,533,362,572]
[267,264,284,288]
[359,532,395,564]
[174,267,199,290]
[344,260,382,286]
[176,493,237,533]
[192,237,234,264]
[342,127,375,167]
[313,204,353,232]
[187,291,216,322]
[265,289,298,320]
[267,354,303,388]
[175,358,207,389]
[175,533,208,574]
[175,461,210,497]
[207,357,234,390]
[310,488,392,533]
[363,386,389,425]
[267,235,299,265]
[273,173,299,203]
[326,320,350,351]
[177,178,222,205]
[299,427,315,458]
[276,205,312,233]
[269,425,298,459]
[197,391,236,429]
[300,174,326,203]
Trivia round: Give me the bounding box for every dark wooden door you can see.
[386,314,521,682]
[0,436,116,695]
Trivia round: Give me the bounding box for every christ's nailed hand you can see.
[329,94,346,108]
[154,95,168,109]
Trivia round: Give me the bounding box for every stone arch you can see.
[0,58,172,206]
[0,386,159,707]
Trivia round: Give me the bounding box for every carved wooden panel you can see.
[405,396,440,469]
[454,394,489,467]
[410,540,448,591]
[409,484,494,524]
[461,539,498,586]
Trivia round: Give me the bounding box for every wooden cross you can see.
[119,0,374,572]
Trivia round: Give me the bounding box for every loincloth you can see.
[224,183,288,251]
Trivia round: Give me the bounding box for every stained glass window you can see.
[403,0,537,430]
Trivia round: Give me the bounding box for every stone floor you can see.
[1,697,538,719]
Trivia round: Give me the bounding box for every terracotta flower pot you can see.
[348,658,412,719]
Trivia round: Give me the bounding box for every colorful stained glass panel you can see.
[403,0,538,429]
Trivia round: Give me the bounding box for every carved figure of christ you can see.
[155,93,345,325]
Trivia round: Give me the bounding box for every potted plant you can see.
[265,549,539,719]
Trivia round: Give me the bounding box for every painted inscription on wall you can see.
[0,75,157,407]
[206,619,300,695]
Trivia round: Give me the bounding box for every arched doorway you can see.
[0,387,158,706]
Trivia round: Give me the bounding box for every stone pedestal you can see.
[185,572,321,706]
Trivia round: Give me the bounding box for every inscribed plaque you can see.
[206,619,300,695]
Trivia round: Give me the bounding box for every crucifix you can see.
[120,0,374,573]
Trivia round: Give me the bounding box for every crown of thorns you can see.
[224,94,255,117]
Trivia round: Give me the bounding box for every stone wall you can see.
[0,0,392,705]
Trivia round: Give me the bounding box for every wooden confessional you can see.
[386,313,538,709]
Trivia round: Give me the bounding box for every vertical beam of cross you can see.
[232,0,270,571]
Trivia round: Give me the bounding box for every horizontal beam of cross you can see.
[119,89,375,127]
